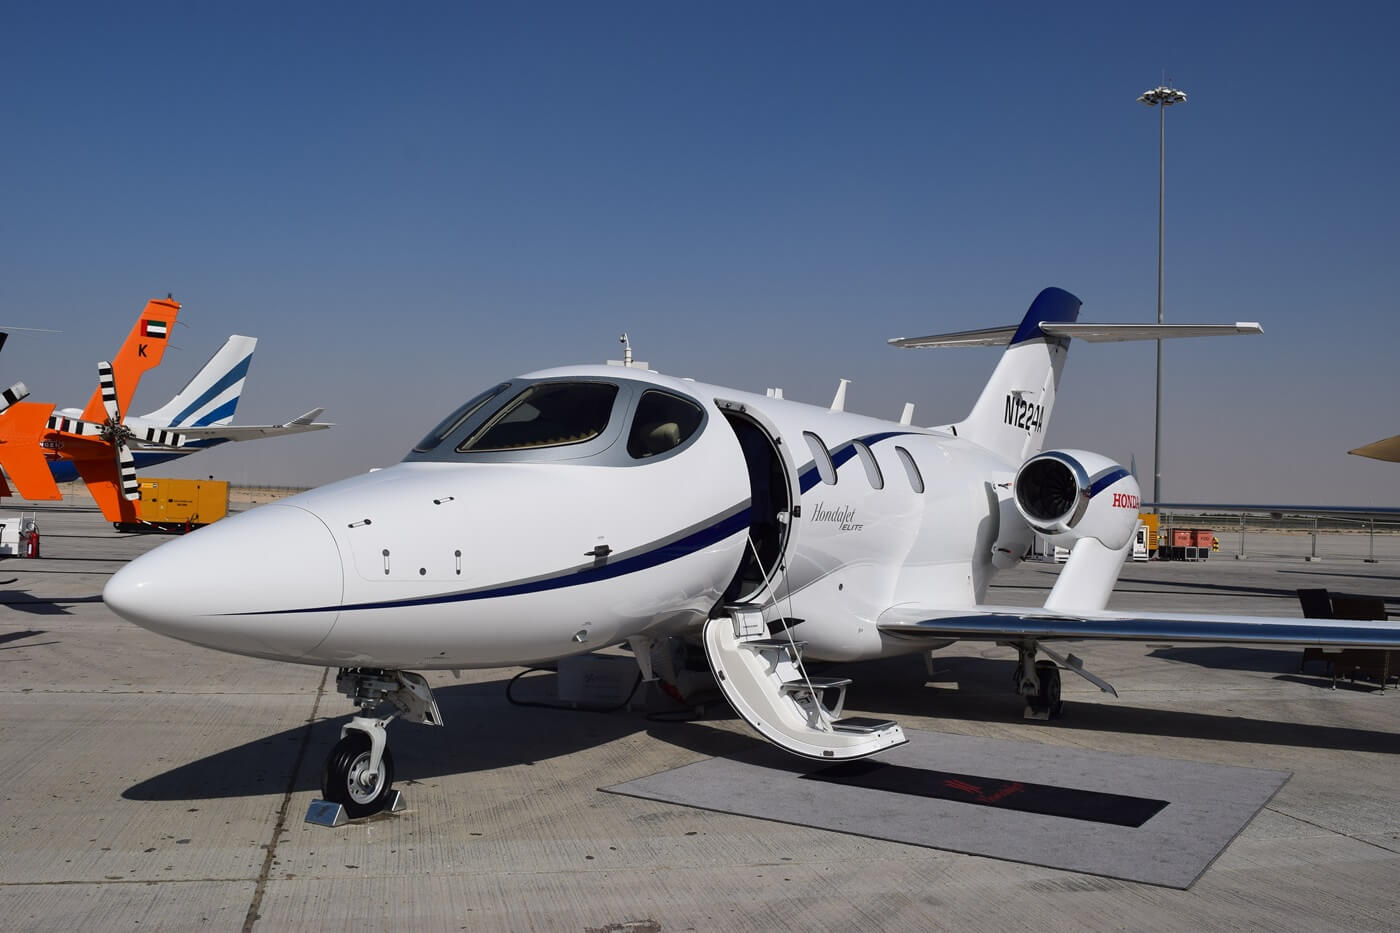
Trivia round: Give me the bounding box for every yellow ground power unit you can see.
[115,478,230,534]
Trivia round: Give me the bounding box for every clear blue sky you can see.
[2,2,1395,503]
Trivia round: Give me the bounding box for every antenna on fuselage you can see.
[606,333,650,369]
[830,378,850,412]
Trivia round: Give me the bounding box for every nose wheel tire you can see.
[322,732,396,819]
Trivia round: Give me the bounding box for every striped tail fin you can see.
[139,335,256,428]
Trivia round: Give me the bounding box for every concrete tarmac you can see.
[1,504,1398,931]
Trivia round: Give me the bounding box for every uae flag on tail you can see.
[141,319,168,338]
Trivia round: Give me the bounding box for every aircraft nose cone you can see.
[104,504,344,661]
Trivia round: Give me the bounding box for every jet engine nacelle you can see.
[1013,449,1140,550]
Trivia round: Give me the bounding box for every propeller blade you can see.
[46,414,104,437]
[139,427,186,448]
[0,381,28,415]
[98,360,121,423]
[116,442,140,501]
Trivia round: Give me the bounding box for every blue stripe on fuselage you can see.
[229,502,754,616]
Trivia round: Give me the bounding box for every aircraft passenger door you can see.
[715,400,795,604]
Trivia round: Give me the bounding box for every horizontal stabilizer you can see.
[1042,322,1262,342]
[0,401,63,500]
[171,411,333,442]
[889,325,1019,349]
[878,604,1400,649]
[890,321,1261,349]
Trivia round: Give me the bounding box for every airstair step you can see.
[723,601,767,614]
[779,676,852,695]
[830,717,899,735]
[741,637,807,652]
[702,616,906,761]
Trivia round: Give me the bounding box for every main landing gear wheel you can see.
[322,732,396,819]
[1026,659,1063,718]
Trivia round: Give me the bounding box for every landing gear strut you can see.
[1012,643,1063,721]
[309,668,443,824]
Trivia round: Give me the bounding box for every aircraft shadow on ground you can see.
[0,628,51,648]
[0,593,103,615]
[858,653,1400,755]
[123,674,700,802]
[124,651,1400,804]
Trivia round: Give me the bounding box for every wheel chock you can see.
[304,790,405,827]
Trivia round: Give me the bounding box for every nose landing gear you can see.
[306,668,443,826]
[323,722,397,819]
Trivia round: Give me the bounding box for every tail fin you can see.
[139,335,256,428]
[80,298,182,422]
[890,287,1081,463]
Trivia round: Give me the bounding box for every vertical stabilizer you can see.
[80,298,182,422]
[140,335,257,428]
[954,287,1080,463]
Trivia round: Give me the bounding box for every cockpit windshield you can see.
[413,382,511,453]
[457,382,619,452]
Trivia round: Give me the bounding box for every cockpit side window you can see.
[626,390,704,459]
[458,382,619,452]
[413,382,511,453]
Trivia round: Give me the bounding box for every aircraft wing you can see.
[155,409,333,443]
[877,604,1400,649]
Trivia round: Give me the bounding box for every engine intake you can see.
[1013,449,1140,550]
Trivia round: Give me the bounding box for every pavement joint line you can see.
[242,666,329,933]
[1264,805,1400,853]
[0,877,253,887]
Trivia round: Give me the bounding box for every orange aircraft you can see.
[0,297,184,523]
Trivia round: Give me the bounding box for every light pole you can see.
[1138,84,1186,511]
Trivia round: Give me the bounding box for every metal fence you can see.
[1158,510,1400,563]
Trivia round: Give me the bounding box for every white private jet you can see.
[103,287,1400,819]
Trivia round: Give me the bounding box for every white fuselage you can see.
[104,365,1031,669]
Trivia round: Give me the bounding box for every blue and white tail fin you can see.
[890,287,1081,463]
[139,335,257,428]
[889,288,1262,464]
